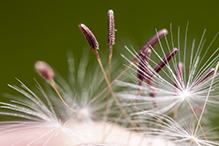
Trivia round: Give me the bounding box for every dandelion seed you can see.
[137,48,151,85]
[35,60,78,114]
[108,9,115,50]
[35,61,55,82]
[136,29,168,62]
[105,9,116,134]
[79,24,99,51]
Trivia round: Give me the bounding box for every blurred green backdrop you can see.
[1,0,219,93]
[0,0,219,124]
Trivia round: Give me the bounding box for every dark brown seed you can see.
[148,79,157,108]
[79,24,99,51]
[133,29,168,62]
[153,47,178,74]
[190,68,215,89]
[108,10,115,46]
[137,48,151,84]
[174,62,184,89]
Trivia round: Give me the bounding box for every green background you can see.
[1,1,219,93]
[0,0,219,127]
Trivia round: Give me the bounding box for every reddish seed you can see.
[134,29,168,62]
[108,9,115,46]
[35,61,55,81]
[153,47,178,73]
[79,24,99,51]
[190,68,215,89]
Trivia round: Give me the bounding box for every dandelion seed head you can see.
[1,10,219,146]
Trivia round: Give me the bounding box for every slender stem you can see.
[184,97,207,140]
[83,62,133,108]
[173,106,178,120]
[50,80,78,114]
[102,98,135,141]
[174,62,183,120]
[195,62,219,138]
[105,9,114,128]
[104,46,112,134]
[97,58,138,129]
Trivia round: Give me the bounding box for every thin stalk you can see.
[195,62,219,139]
[104,9,115,132]
[50,80,78,114]
[97,58,138,129]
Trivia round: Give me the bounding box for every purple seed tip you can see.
[190,68,215,89]
[108,9,113,13]
[161,29,168,35]
[79,23,99,51]
[35,61,55,81]
[173,47,178,52]
[108,9,115,46]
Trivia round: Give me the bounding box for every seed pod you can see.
[108,10,115,46]
[153,47,178,73]
[35,61,55,81]
[79,24,99,51]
